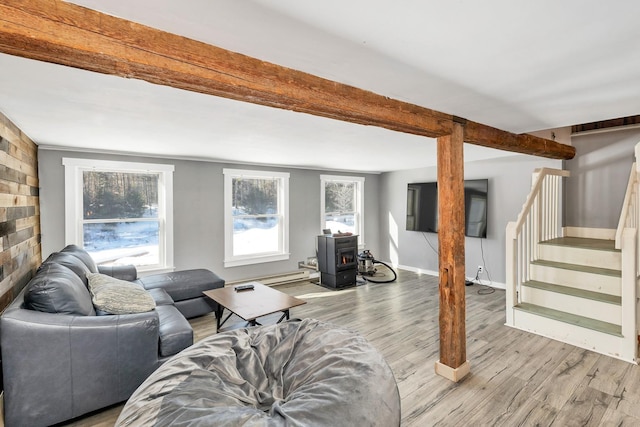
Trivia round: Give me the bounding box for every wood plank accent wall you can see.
[0,112,41,312]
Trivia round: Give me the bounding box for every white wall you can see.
[564,127,640,228]
[38,149,380,282]
[378,153,562,286]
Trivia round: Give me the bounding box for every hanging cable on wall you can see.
[477,238,494,295]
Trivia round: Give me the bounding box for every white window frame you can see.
[223,168,290,267]
[63,158,175,273]
[320,175,365,248]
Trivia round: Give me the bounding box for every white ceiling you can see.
[1,0,639,173]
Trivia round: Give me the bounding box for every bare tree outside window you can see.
[324,181,357,234]
[231,177,281,256]
[82,171,160,266]
[325,182,355,213]
[83,172,158,219]
[232,178,277,215]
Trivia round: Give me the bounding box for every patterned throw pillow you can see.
[87,273,156,315]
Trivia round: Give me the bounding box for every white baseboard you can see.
[476,279,506,290]
[227,270,311,287]
[397,264,506,290]
[397,264,439,277]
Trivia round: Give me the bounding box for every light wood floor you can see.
[63,270,640,426]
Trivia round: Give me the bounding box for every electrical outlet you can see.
[477,265,483,274]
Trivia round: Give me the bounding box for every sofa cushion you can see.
[87,273,156,315]
[155,305,193,357]
[97,264,138,281]
[61,244,99,273]
[134,269,225,301]
[174,297,219,320]
[147,288,174,306]
[24,263,95,315]
[42,252,93,286]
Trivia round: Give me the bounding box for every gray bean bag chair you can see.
[116,318,400,426]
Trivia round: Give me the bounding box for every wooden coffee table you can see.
[203,281,306,332]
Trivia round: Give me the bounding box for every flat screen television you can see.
[406,179,488,238]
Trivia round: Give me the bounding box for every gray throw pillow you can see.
[87,273,156,315]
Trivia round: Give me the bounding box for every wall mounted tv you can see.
[406,179,488,238]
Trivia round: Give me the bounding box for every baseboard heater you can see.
[227,270,310,287]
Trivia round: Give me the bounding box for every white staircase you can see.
[506,158,639,363]
[511,230,632,360]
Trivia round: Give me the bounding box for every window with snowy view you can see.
[321,175,364,246]
[224,169,289,267]
[64,158,174,271]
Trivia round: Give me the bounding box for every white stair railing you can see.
[505,168,569,326]
[615,152,639,356]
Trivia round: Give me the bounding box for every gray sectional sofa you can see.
[0,245,224,427]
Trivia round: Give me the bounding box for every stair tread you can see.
[523,280,621,305]
[541,237,619,252]
[514,302,622,336]
[531,259,621,277]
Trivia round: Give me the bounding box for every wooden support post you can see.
[434,121,470,382]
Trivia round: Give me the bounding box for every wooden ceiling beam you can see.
[464,120,576,159]
[571,115,640,134]
[0,0,575,160]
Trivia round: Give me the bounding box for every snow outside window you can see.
[320,175,364,247]
[224,169,290,267]
[63,158,174,272]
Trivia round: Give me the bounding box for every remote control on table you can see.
[234,284,255,292]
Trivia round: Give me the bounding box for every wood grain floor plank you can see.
[552,383,612,426]
[529,347,601,410]
[503,399,559,427]
[598,357,640,423]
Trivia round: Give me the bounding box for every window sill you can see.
[224,253,290,268]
